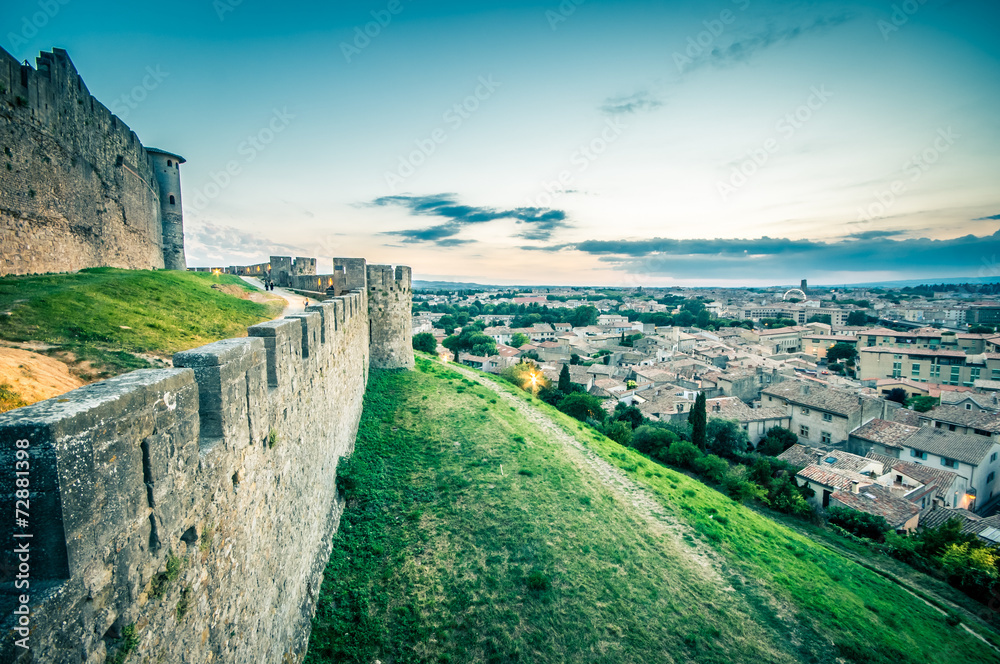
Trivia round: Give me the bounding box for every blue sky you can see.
[3,0,999,286]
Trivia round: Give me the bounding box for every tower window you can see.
[169,195,175,205]
[167,159,172,167]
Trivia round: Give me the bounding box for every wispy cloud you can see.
[681,12,857,73]
[186,222,306,264]
[528,229,1000,280]
[607,11,857,117]
[371,194,571,245]
[600,90,664,116]
[846,229,907,240]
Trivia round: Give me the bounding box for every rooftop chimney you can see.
[851,481,860,494]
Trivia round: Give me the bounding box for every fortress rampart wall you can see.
[0,285,383,663]
[0,47,179,276]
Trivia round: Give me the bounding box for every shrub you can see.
[827,506,891,541]
[768,475,812,516]
[630,425,677,458]
[412,332,437,353]
[692,454,728,483]
[557,392,606,422]
[758,426,798,456]
[665,440,702,468]
[706,418,750,457]
[748,456,773,486]
[599,420,633,446]
[940,542,999,588]
[613,402,645,429]
[722,466,768,504]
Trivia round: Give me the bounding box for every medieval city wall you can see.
[0,277,414,663]
[0,47,166,276]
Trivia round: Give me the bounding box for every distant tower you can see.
[367,264,415,370]
[147,148,187,270]
[800,278,808,294]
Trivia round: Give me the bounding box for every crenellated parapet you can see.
[367,264,414,370]
[0,288,375,663]
[0,46,186,276]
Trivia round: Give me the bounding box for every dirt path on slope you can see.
[446,363,731,583]
[444,363,1000,656]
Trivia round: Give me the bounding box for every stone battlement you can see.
[0,46,186,276]
[0,270,411,662]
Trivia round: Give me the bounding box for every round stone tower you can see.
[367,264,415,370]
[146,148,187,270]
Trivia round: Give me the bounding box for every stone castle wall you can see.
[0,265,412,662]
[0,47,175,276]
[368,264,415,370]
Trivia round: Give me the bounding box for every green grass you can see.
[306,358,1000,663]
[0,382,27,413]
[0,267,282,376]
[477,368,1000,664]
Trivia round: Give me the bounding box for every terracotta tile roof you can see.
[864,452,958,499]
[762,380,864,417]
[893,409,922,426]
[797,464,873,491]
[851,419,920,449]
[917,505,1000,545]
[905,427,997,465]
[922,405,1000,433]
[829,485,920,529]
[778,443,821,469]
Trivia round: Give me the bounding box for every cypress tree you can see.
[690,392,707,450]
[558,363,572,393]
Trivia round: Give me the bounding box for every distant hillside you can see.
[813,276,1000,288]
[307,357,999,664]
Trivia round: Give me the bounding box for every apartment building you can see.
[858,347,1000,386]
[761,380,894,447]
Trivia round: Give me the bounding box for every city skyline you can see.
[3,0,998,286]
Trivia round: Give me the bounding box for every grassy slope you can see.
[0,267,281,352]
[0,268,282,378]
[307,358,999,664]
[478,369,1000,663]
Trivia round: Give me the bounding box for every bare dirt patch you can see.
[0,347,85,406]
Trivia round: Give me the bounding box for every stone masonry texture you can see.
[0,47,184,276]
[0,269,413,662]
